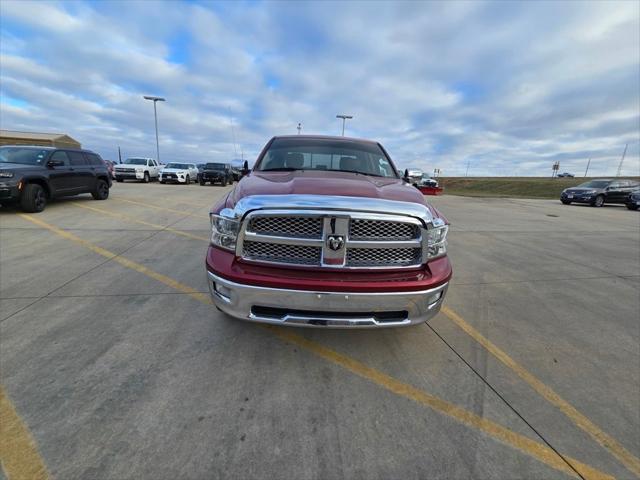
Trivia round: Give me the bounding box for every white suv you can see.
[159,163,199,184]
[114,158,160,183]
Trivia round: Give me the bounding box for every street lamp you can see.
[143,95,166,164]
[336,114,353,136]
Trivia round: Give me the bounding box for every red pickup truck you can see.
[206,135,452,328]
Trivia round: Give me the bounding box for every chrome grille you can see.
[243,241,321,265]
[239,213,424,269]
[346,247,421,267]
[248,216,322,239]
[350,219,419,240]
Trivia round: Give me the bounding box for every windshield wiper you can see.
[327,169,385,178]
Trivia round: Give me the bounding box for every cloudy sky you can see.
[0,0,638,176]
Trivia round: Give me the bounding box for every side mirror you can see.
[47,160,65,168]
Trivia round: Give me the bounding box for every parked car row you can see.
[112,159,240,187]
[560,179,640,209]
[0,145,112,212]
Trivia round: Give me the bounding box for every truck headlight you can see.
[426,218,448,259]
[210,208,240,251]
[0,172,14,178]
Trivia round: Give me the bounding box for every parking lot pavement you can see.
[1,184,638,479]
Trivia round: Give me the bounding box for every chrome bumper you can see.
[207,270,448,328]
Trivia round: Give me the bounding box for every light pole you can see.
[297,122,302,135]
[143,95,165,163]
[336,114,353,136]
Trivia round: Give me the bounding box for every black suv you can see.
[199,163,234,186]
[0,145,112,212]
[560,179,640,207]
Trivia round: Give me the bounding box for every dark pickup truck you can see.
[199,163,234,186]
[0,145,112,212]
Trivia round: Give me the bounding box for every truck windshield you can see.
[577,180,610,188]
[257,138,398,178]
[206,163,225,169]
[0,147,50,165]
[124,158,147,165]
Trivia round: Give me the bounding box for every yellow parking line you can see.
[70,202,209,242]
[19,214,211,305]
[268,327,612,480]
[442,305,640,478]
[17,213,615,480]
[0,387,50,480]
[114,198,209,218]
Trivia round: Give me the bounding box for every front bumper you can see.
[561,193,594,203]
[115,171,145,180]
[0,183,20,202]
[207,270,448,328]
[160,174,187,183]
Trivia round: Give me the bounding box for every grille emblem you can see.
[327,235,345,251]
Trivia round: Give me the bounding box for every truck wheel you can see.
[561,200,571,205]
[199,179,205,186]
[185,175,191,185]
[627,204,638,210]
[221,178,227,187]
[143,172,150,183]
[91,179,110,200]
[20,183,47,213]
[116,177,123,183]
[591,195,605,207]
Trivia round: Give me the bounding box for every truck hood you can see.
[220,170,447,222]
[229,170,425,206]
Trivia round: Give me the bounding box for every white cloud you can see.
[0,0,638,176]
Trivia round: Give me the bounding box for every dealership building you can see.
[0,130,81,149]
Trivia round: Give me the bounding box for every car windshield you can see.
[206,163,225,169]
[577,180,610,188]
[124,158,147,165]
[256,138,398,178]
[165,163,189,169]
[0,147,50,165]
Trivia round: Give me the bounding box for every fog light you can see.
[214,283,232,301]
[427,291,443,307]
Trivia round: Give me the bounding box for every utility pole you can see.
[118,146,122,163]
[616,143,628,177]
[584,158,591,177]
[297,123,302,135]
[143,96,165,163]
[336,114,353,136]
[465,159,470,177]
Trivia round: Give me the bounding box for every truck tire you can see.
[627,204,638,210]
[143,172,150,183]
[221,177,227,187]
[591,195,605,207]
[199,178,205,186]
[185,175,191,185]
[116,177,123,183]
[561,200,571,205]
[20,183,47,213]
[91,179,109,200]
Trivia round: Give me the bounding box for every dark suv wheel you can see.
[20,183,47,213]
[92,179,110,200]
